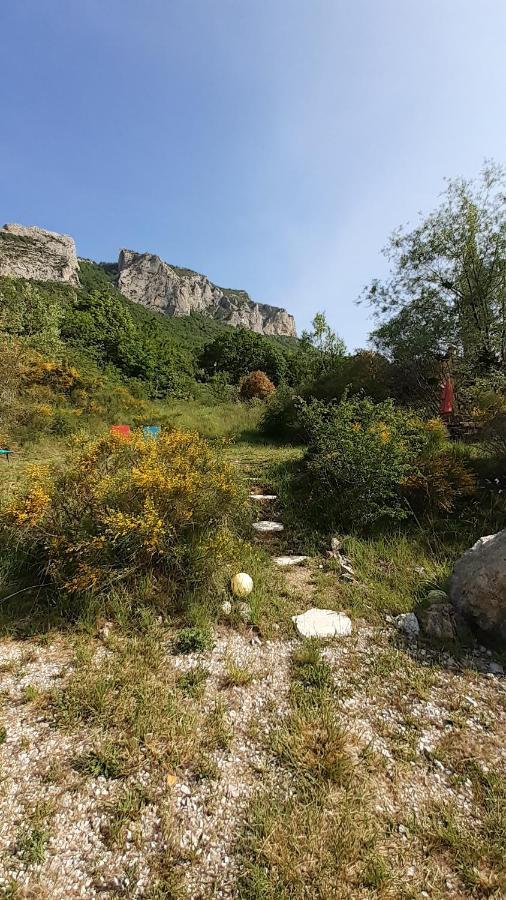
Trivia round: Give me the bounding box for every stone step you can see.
[274,555,308,567]
[250,493,277,501]
[292,608,352,638]
[252,521,284,534]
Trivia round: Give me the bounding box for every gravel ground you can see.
[0,624,504,898]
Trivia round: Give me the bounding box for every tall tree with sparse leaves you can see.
[365,162,506,374]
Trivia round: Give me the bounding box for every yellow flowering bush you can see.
[3,429,249,603]
[400,417,476,512]
[293,397,474,530]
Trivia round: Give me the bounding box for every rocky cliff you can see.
[0,224,80,286]
[0,223,296,337]
[117,249,296,337]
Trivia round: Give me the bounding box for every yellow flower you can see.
[8,486,50,526]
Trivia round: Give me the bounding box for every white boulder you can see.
[449,529,506,639]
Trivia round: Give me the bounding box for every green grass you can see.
[102,785,152,848]
[172,626,214,655]
[161,398,263,441]
[73,742,126,779]
[221,656,254,688]
[177,664,210,698]
[15,802,53,865]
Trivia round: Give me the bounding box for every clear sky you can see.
[1,1,505,348]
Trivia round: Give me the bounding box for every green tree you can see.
[199,328,288,384]
[288,312,346,389]
[365,162,506,374]
[0,277,66,353]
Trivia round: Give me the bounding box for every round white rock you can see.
[231,572,254,598]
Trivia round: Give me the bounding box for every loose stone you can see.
[292,608,352,638]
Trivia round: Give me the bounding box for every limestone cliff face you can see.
[0,224,80,286]
[117,249,296,337]
[0,223,296,336]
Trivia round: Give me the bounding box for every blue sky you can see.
[1,1,505,348]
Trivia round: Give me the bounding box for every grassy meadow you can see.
[0,243,505,896]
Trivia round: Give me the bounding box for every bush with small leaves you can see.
[240,370,275,401]
[2,429,249,608]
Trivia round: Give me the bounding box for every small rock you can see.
[419,595,458,642]
[330,537,342,552]
[340,563,355,576]
[238,602,252,623]
[341,573,355,583]
[231,572,253,597]
[489,661,504,676]
[221,600,232,615]
[292,608,352,638]
[249,494,277,501]
[97,621,113,640]
[394,612,420,639]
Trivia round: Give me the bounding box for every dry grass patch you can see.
[101,784,153,848]
[415,775,506,896]
[239,640,395,898]
[49,623,214,775]
[221,655,255,688]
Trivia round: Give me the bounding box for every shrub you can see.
[312,350,393,403]
[402,448,476,512]
[2,429,249,605]
[240,371,275,401]
[172,627,214,655]
[294,398,468,532]
[261,387,307,441]
[261,389,337,443]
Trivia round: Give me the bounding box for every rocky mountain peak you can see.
[117,249,296,337]
[0,223,296,337]
[0,223,80,286]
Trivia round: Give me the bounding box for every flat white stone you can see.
[274,555,308,567]
[250,494,277,501]
[292,608,352,638]
[253,521,284,533]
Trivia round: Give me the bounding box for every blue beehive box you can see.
[143,425,161,439]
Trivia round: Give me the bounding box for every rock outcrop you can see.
[449,530,506,639]
[117,249,296,337]
[0,223,297,336]
[0,224,79,287]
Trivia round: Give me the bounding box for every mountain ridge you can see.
[0,224,296,337]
